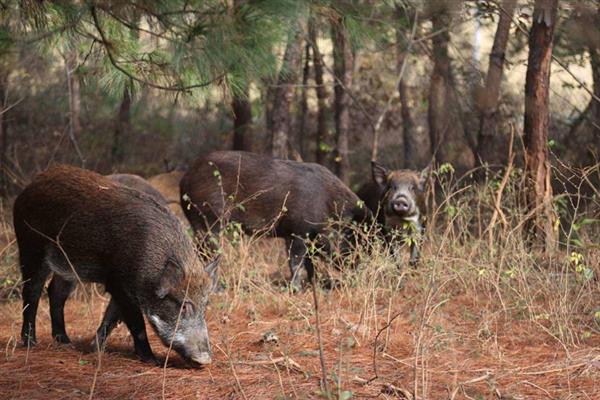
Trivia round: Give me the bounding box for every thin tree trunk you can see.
[523,0,558,251]
[0,68,8,198]
[270,29,303,159]
[65,51,85,166]
[428,1,474,175]
[476,0,517,167]
[310,19,328,165]
[232,83,252,151]
[297,42,311,159]
[396,6,429,169]
[112,84,132,164]
[331,17,353,184]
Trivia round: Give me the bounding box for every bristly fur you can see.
[13,164,214,364]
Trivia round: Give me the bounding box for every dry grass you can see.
[1,164,599,399]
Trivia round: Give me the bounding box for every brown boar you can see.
[180,151,369,289]
[148,170,187,222]
[108,173,168,206]
[13,165,218,366]
[357,161,429,264]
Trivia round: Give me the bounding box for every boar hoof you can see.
[289,281,305,293]
[21,336,37,347]
[53,333,71,344]
[409,257,419,267]
[90,337,105,352]
[138,352,160,366]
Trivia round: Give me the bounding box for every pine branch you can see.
[90,5,223,92]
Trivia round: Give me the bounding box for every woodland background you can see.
[0,1,600,399]
[0,1,597,193]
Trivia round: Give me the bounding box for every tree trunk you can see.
[331,17,353,184]
[563,5,600,166]
[310,19,329,165]
[0,67,8,198]
[65,51,85,166]
[270,29,303,159]
[112,84,132,164]
[523,0,558,251]
[476,0,517,167]
[232,83,253,151]
[396,6,430,170]
[296,42,311,159]
[427,2,474,175]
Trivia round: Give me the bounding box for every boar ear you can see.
[204,255,220,291]
[371,161,389,189]
[156,260,184,299]
[419,164,432,189]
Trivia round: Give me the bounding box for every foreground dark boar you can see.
[14,165,217,366]
[108,173,168,206]
[180,151,369,289]
[357,161,429,264]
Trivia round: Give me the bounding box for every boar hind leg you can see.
[48,276,76,344]
[287,238,314,291]
[20,251,50,346]
[109,289,156,364]
[91,298,121,351]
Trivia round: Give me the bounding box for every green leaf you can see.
[340,390,353,400]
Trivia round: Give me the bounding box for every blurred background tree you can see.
[0,0,598,237]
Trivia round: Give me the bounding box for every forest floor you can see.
[1,182,600,400]
[1,242,599,400]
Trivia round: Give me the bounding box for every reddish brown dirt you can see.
[1,288,598,400]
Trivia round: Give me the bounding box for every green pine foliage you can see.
[3,1,321,97]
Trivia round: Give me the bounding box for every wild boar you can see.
[357,161,429,264]
[108,173,168,206]
[180,151,369,289]
[148,170,187,223]
[13,165,218,366]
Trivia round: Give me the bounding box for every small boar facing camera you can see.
[13,165,218,366]
[357,161,430,264]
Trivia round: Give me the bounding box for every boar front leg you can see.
[91,298,121,351]
[408,221,424,266]
[108,287,157,364]
[287,237,314,291]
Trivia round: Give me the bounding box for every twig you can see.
[235,356,303,372]
[88,346,103,400]
[365,309,405,384]
[0,97,24,116]
[520,380,552,399]
[162,275,192,400]
[485,124,514,249]
[449,372,493,400]
[24,220,87,294]
[227,341,248,400]
[311,272,331,396]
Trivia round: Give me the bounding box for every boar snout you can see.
[391,196,411,214]
[185,322,212,366]
[190,351,212,366]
